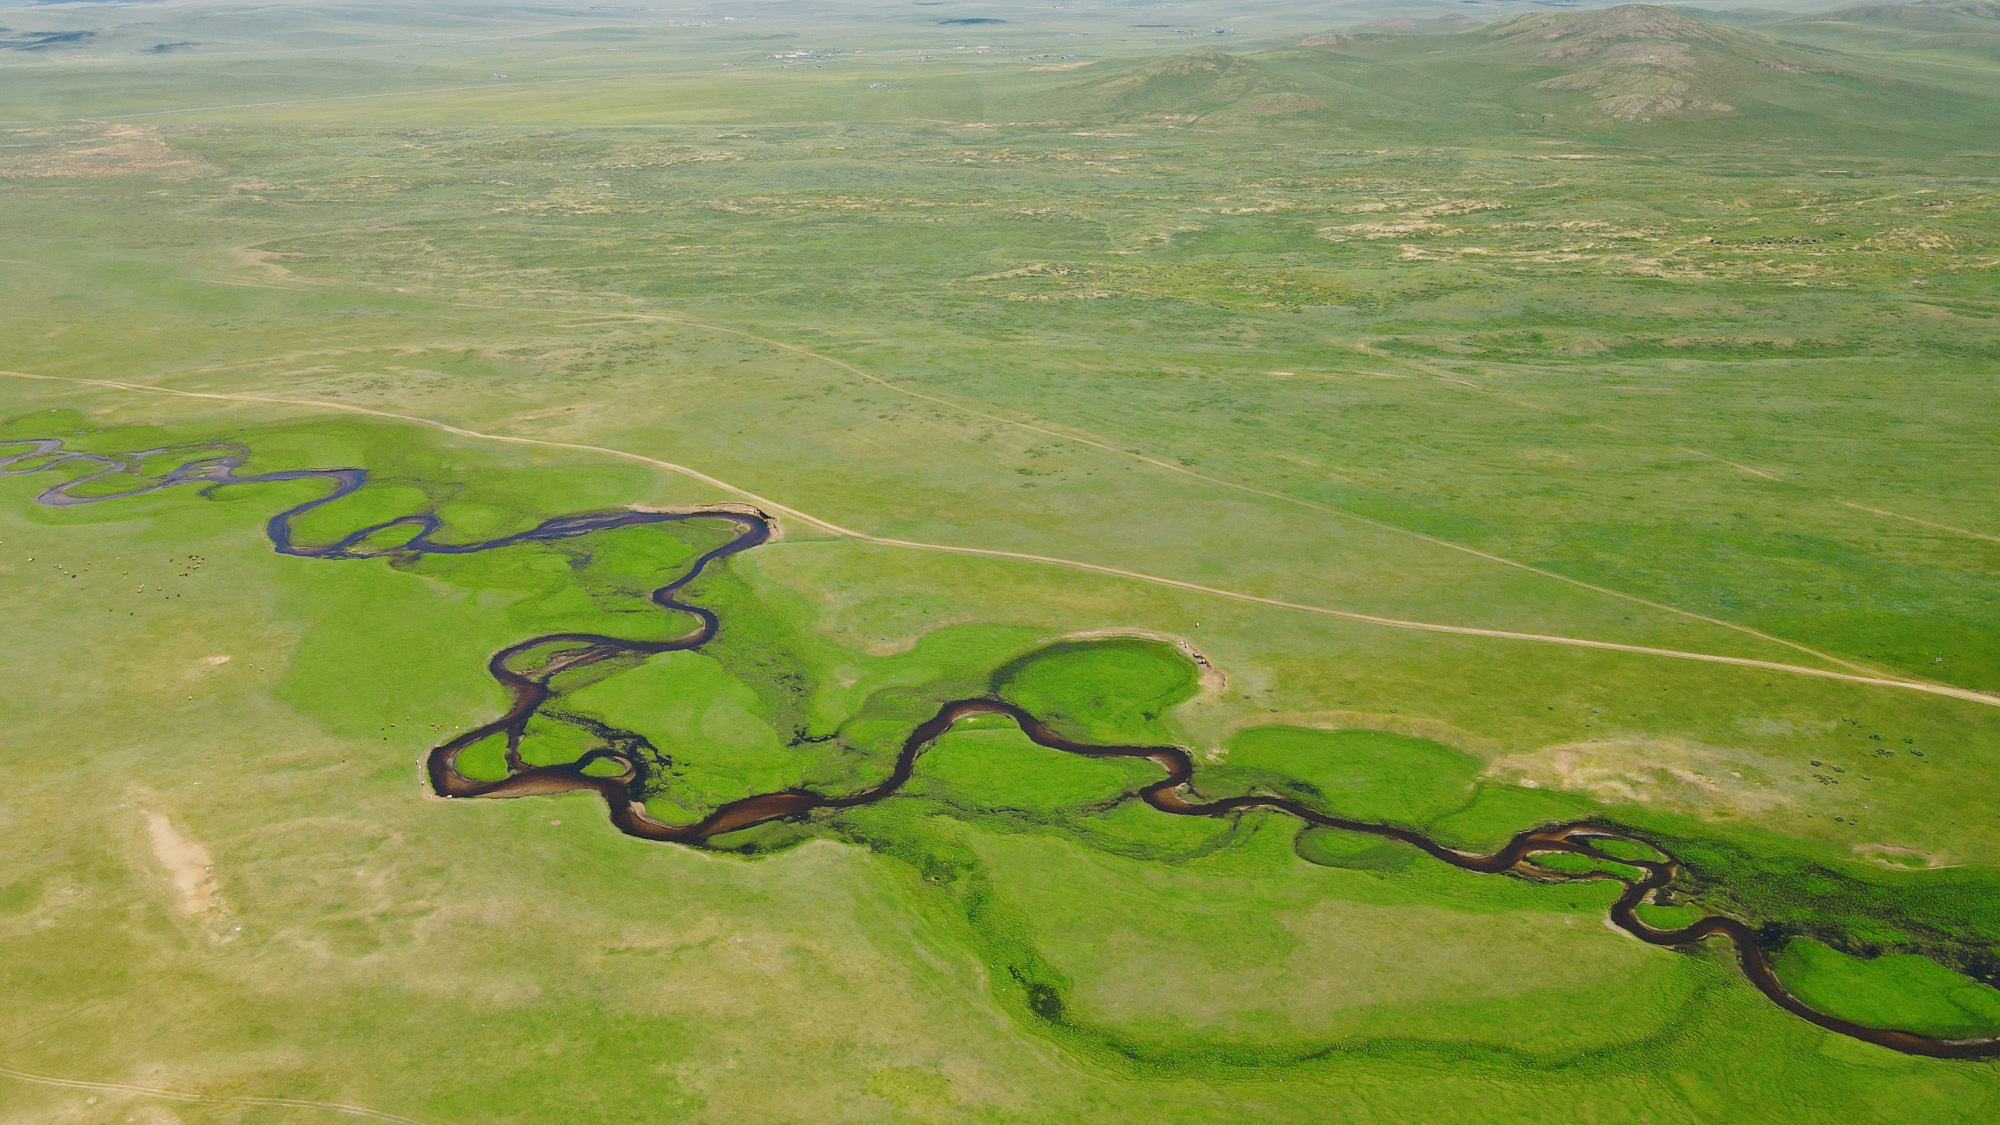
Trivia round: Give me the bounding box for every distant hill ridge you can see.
[1811,0,1999,25]
[1801,1,2000,63]
[1481,4,1794,121]
[1292,5,1807,122]
[1484,4,1733,54]
[1279,2,1979,128]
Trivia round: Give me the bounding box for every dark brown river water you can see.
[7,435,1995,1060]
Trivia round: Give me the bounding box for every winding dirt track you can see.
[4,372,1995,709]
[0,1063,433,1124]
[1840,500,2000,547]
[5,435,1997,1060]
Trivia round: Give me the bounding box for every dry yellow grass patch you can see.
[0,125,203,179]
[1485,737,1805,817]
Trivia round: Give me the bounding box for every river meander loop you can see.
[5,435,1994,1061]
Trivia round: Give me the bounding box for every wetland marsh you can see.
[8,429,1999,1066]
[4,1,2000,1122]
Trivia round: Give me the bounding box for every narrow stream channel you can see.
[7,435,1995,1060]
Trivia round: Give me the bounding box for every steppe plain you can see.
[3,0,2000,1121]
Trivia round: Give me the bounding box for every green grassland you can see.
[5,407,1999,1124]
[3,1,2000,1122]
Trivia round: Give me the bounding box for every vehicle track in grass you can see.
[239,288,1893,680]
[3,378,1991,707]
[47,266,1899,679]
[0,1063,436,1123]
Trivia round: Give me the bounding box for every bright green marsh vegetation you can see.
[4,0,2000,1122]
[1776,938,2000,1039]
[995,637,1198,743]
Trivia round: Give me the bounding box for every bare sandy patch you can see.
[961,262,1069,283]
[629,501,783,539]
[143,811,218,915]
[1319,219,1461,242]
[1853,843,1957,870]
[1862,227,1960,252]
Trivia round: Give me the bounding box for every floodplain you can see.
[3,1,2000,1122]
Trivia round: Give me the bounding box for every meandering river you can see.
[6,435,1994,1060]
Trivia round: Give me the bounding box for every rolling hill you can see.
[1072,49,1326,123]
[1809,0,2000,31]
[1479,4,1803,120]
